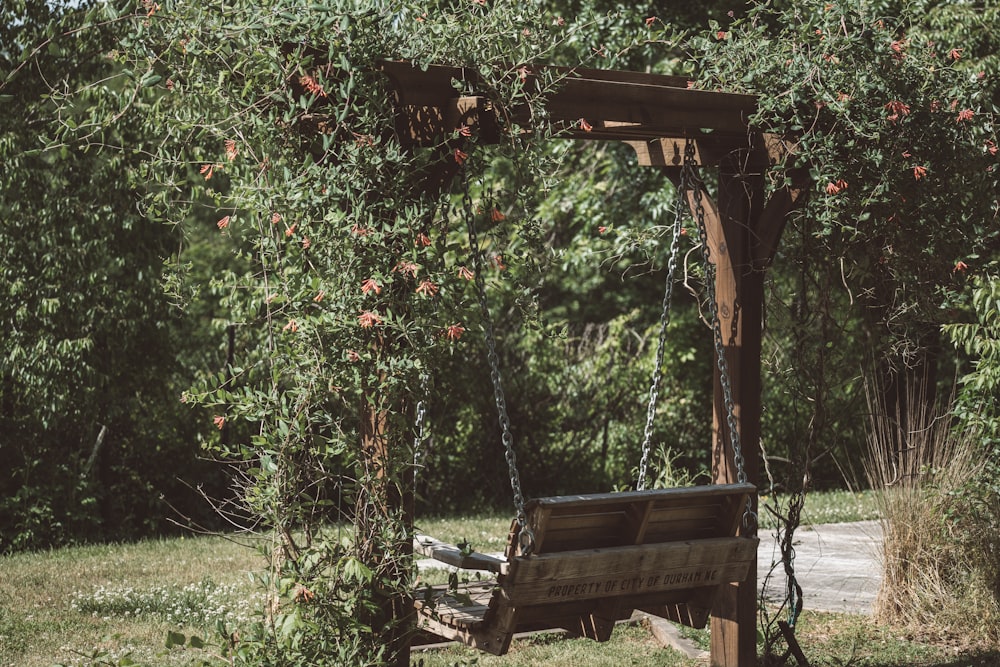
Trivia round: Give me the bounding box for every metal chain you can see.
[412,373,429,487]
[636,156,689,491]
[683,140,758,532]
[460,168,535,555]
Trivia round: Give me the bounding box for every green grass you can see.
[0,535,260,667]
[3,489,987,667]
[414,623,698,667]
[758,489,880,529]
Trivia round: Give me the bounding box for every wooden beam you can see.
[699,146,768,667]
[381,61,757,146]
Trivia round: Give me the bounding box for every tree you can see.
[0,0,226,552]
[691,0,999,486]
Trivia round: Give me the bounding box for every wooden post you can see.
[701,145,767,667]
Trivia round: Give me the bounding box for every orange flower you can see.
[493,254,506,271]
[225,139,238,161]
[313,291,325,303]
[301,237,311,249]
[953,260,969,274]
[884,100,910,122]
[985,140,998,156]
[598,226,608,234]
[299,74,327,97]
[200,163,218,180]
[457,266,475,281]
[271,212,282,225]
[949,48,963,61]
[825,179,848,195]
[293,584,315,603]
[913,165,928,180]
[217,215,231,230]
[716,31,727,40]
[284,223,297,237]
[415,279,439,296]
[517,66,530,82]
[350,224,370,236]
[358,311,383,328]
[645,16,656,26]
[956,108,974,123]
[361,278,382,295]
[213,415,226,430]
[445,324,465,340]
[490,208,506,222]
[416,232,432,247]
[282,319,298,333]
[346,349,361,362]
[454,148,468,164]
[457,125,472,138]
[579,118,593,132]
[394,260,419,277]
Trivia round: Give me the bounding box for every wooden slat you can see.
[526,483,755,512]
[503,537,758,606]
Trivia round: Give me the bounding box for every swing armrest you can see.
[414,534,508,574]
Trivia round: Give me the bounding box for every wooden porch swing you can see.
[409,132,760,655]
[413,484,757,654]
[376,61,806,666]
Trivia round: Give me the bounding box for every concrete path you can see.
[757,520,882,614]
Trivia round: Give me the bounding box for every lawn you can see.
[2,490,996,666]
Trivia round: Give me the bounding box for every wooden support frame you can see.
[374,60,804,667]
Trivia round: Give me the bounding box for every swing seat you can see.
[413,482,758,655]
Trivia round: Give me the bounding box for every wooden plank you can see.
[413,534,507,574]
[503,537,758,606]
[526,483,755,511]
[537,520,721,551]
[380,61,758,147]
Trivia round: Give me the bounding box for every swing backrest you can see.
[509,482,754,556]
[496,483,758,621]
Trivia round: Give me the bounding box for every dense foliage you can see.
[0,0,228,552]
[3,0,1000,662]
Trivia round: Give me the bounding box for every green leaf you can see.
[165,630,186,648]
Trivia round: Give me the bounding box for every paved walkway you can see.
[757,521,882,614]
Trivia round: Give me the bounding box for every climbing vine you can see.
[100,0,590,662]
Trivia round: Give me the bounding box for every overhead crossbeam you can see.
[380,61,758,154]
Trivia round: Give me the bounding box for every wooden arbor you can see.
[382,62,804,667]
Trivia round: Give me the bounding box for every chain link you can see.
[636,156,689,491]
[460,168,535,555]
[683,140,758,532]
[412,373,429,487]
